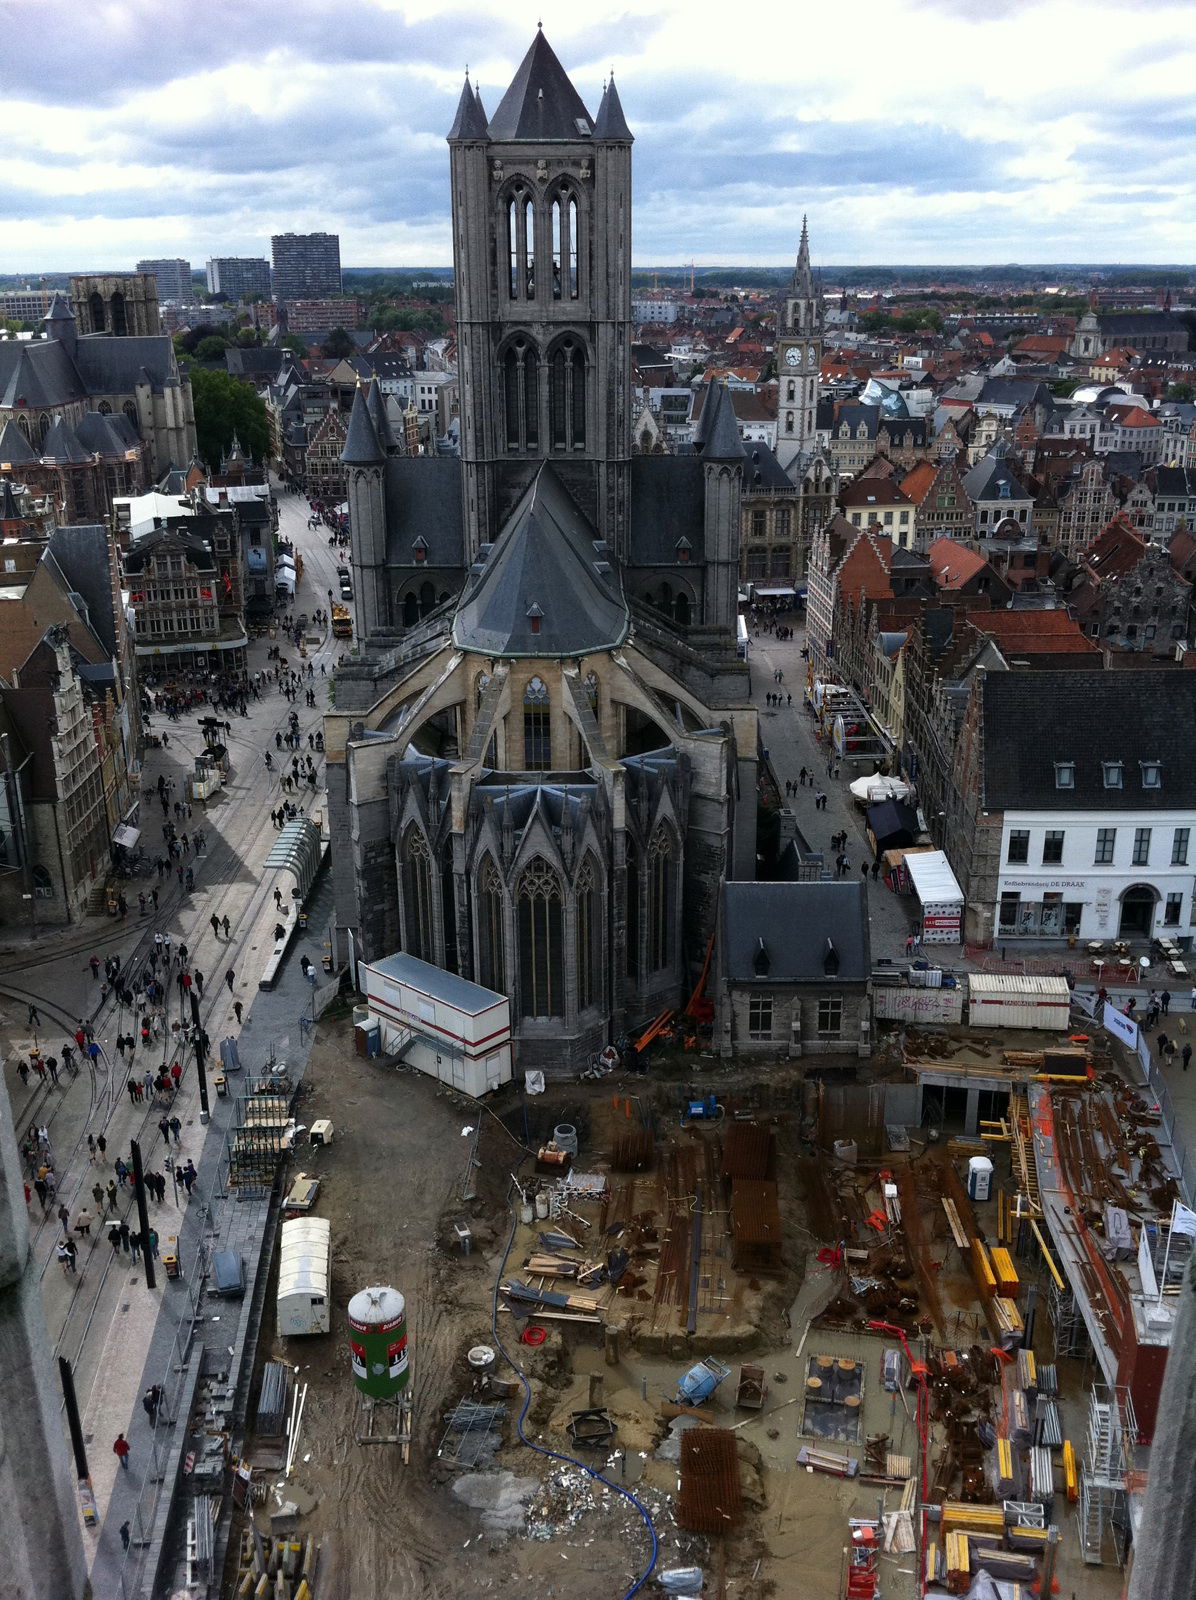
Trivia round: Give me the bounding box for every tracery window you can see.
[523,676,550,770]
[647,826,674,973]
[503,337,539,452]
[550,338,586,450]
[551,190,579,300]
[575,856,600,1011]
[477,855,506,994]
[400,827,433,962]
[517,858,563,1017]
[507,187,534,299]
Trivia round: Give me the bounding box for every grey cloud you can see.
[0,3,525,109]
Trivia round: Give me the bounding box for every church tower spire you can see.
[775,215,823,473]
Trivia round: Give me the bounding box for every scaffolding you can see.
[1078,1385,1134,1567]
[225,1091,291,1193]
[1048,1279,1089,1360]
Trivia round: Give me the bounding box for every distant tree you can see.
[235,327,262,348]
[321,327,354,358]
[281,334,310,358]
[187,366,269,468]
[209,291,229,304]
[175,322,228,357]
[194,334,231,362]
[1050,378,1081,398]
[1166,382,1194,403]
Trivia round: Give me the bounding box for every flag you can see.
[1171,1202,1196,1237]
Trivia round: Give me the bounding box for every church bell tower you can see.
[448,30,634,558]
[775,217,823,473]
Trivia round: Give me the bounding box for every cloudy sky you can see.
[1,0,1193,273]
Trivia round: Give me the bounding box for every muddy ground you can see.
[222,1033,831,1599]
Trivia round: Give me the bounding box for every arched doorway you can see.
[1119,883,1158,938]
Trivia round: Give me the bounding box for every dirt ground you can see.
[230,1030,786,1600]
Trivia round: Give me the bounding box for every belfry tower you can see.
[775,217,823,472]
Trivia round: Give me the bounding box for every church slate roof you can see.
[383,457,463,566]
[593,76,632,140]
[628,457,707,564]
[452,463,628,657]
[0,340,88,408]
[980,670,1196,812]
[75,410,138,457]
[74,335,178,395]
[486,31,594,141]
[48,524,119,657]
[0,418,39,466]
[41,416,92,464]
[742,443,793,492]
[447,77,490,140]
[366,379,397,453]
[693,380,745,460]
[341,383,385,466]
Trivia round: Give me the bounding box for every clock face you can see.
[784,346,801,367]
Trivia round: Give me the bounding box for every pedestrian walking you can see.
[89,956,100,980]
[92,1180,105,1211]
[120,1521,131,1551]
[1184,1044,1192,1072]
[129,1229,141,1264]
[113,1434,131,1471]
[33,1178,48,1211]
[1162,989,1172,1014]
[169,1115,182,1144]
[74,1208,93,1238]
[195,970,204,998]
[142,1384,162,1425]
[107,1224,122,1256]
[57,1201,70,1232]
[97,1133,107,1162]
[27,1003,40,1027]
[222,915,230,937]
[106,1179,118,1210]
[158,1114,171,1147]
[181,1159,197,1195]
[119,1219,131,1253]
[57,1239,76,1275]
[148,1226,160,1258]
[234,1000,244,1024]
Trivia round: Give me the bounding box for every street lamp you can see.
[21,891,35,936]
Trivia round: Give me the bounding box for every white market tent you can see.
[849,774,911,805]
[277,1217,331,1336]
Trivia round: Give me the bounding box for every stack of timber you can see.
[500,1279,604,1324]
[232,1531,320,1598]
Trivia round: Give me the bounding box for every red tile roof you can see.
[927,537,989,588]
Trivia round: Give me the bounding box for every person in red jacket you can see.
[113,1433,131,1471]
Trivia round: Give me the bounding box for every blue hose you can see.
[489,1187,659,1597]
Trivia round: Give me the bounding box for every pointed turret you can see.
[341,382,385,467]
[42,291,76,358]
[487,31,594,140]
[694,381,745,461]
[447,74,490,140]
[594,74,633,141]
[365,380,398,455]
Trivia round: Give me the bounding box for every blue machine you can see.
[676,1357,732,1404]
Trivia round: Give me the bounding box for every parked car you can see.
[339,580,353,600]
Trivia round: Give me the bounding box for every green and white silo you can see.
[347,1286,409,1400]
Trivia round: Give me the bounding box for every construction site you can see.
[201,987,1187,1600]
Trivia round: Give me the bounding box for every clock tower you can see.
[775,216,823,473]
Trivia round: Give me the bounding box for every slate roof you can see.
[447,77,490,141]
[1097,313,1188,337]
[225,348,285,380]
[981,671,1196,811]
[486,32,594,142]
[74,335,177,395]
[693,380,745,459]
[722,880,870,985]
[628,457,707,564]
[49,525,118,655]
[41,416,92,464]
[452,463,628,657]
[963,449,1032,504]
[977,377,1053,410]
[741,443,793,492]
[383,456,464,566]
[75,410,138,457]
[0,339,88,408]
[366,379,397,453]
[593,75,632,140]
[341,383,384,466]
[0,419,39,467]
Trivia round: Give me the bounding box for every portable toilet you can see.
[967,1155,994,1203]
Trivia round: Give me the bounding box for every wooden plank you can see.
[1030,1219,1066,1292]
[942,1199,969,1251]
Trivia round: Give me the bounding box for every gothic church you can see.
[326,32,760,1073]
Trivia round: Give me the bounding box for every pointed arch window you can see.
[575,856,601,1011]
[400,827,434,962]
[88,291,106,332]
[551,190,579,301]
[477,856,506,993]
[550,338,586,451]
[647,825,675,974]
[508,186,535,299]
[441,843,458,974]
[517,858,563,1017]
[503,336,539,452]
[626,838,640,979]
[523,675,550,770]
[584,671,599,710]
[123,400,139,433]
[475,671,491,709]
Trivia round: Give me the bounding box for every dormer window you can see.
[676,537,692,565]
[1141,761,1162,789]
[412,536,428,565]
[526,602,543,637]
[823,939,840,977]
[1102,761,1123,789]
[1055,761,1075,790]
[752,938,770,977]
